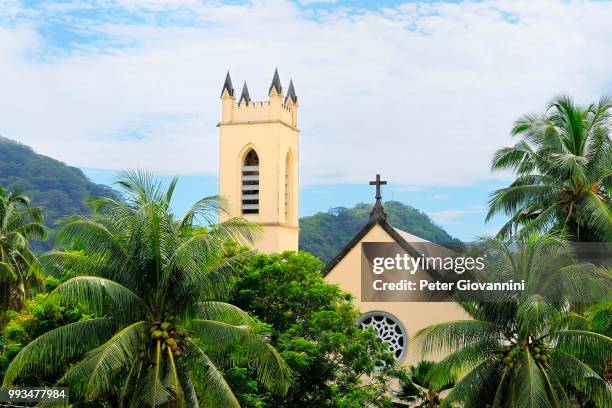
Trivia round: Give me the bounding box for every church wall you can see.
[218,113,299,253]
[324,224,471,365]
[252,224,299,254]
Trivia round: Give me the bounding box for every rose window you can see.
[357,311,407,361]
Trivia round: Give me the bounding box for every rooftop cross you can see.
[369,174,387,201]
[368,174,388,222]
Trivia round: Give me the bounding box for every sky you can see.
[1,0,611,240]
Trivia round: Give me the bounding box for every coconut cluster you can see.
[495,341,549,369]
[139,316,187,358]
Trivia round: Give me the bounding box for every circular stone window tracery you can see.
[357,311,407,362]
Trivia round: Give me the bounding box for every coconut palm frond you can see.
[412,320,499,357]
[514,349,552,408]
[179,195,223,230]
[0,188,46,309]
[183,345,241,408]
[196,301,258,329]
[3,318,115,385]
[51,276,147,321]
[439,360,499,408]
[555,330,612,371]
[487,185,556,221]
[428,340,496,390]
[190,319,291,395]
[550,350,611,406]
[490,96,611,240]
[58,321,145,400]
[575,191,612,241]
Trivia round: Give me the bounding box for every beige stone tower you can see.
[218,69,299,253]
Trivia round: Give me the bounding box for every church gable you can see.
[323,199,448,280]
[324,174,426,276]
[322,175,470,365]
[323,222,398,294]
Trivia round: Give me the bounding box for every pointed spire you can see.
[284,79,297,104]
[268,68,282,95]
[369,200,387,222]
[221,70,234,97]
[239,81,251,105]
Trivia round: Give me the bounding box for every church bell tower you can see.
[218,69,299,253]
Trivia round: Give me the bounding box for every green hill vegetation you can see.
[1,136,457,262]
[0,136,117,252]
[299,201,460,263]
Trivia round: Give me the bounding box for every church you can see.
[218,70,468,365]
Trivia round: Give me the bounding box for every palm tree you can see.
[488,95,611,241]
[2,171,290,407]
[565,290,612,386]
[0,187,46,311]
[413,234,612,407]
[396,360,455,407]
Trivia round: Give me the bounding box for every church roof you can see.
[322,203,454,278]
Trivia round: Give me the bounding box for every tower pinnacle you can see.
[221,71,235,97]
[285,79,297,104]
[269,68,282,95]
[239,82,251,105]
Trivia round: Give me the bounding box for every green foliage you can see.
[0,136,117,253]
[584,301,612,337]
[232,251,402,407]
[0,186,46,310]
[300,201,460,263]
[396,360,456,407]
[0,285,90,383]
[489,96,612,241]
[3,171,290,407]
[413,234,612,407]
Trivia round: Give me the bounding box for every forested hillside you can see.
[0,136,117,251]
[299,201,460,263]
[1,136,457,260]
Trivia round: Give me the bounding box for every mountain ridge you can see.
[299,201,460,263]
[0,136,458,260]
[0,135,117,251]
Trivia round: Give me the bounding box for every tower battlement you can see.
[219,69,298,128]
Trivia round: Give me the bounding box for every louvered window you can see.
[242,150,259,214]
[284,152,291,221]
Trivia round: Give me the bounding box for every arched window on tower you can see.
[284,151,292,222]
[242,149,259,214]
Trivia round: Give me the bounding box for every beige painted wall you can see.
[218,89,299,253]
[324,224,471,365]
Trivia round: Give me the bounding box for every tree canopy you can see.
[413,234,612,407]
[231,251,401,407]
[3,171,290,407]
[488,96,611,241]
[0,186,46,311]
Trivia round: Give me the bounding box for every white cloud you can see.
[298,0,336,5]
[429,208,485,224]
[431,194,451,200]
[0,0,611,187]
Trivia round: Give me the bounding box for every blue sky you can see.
[2,1,612,240]
[82,168,505,240]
